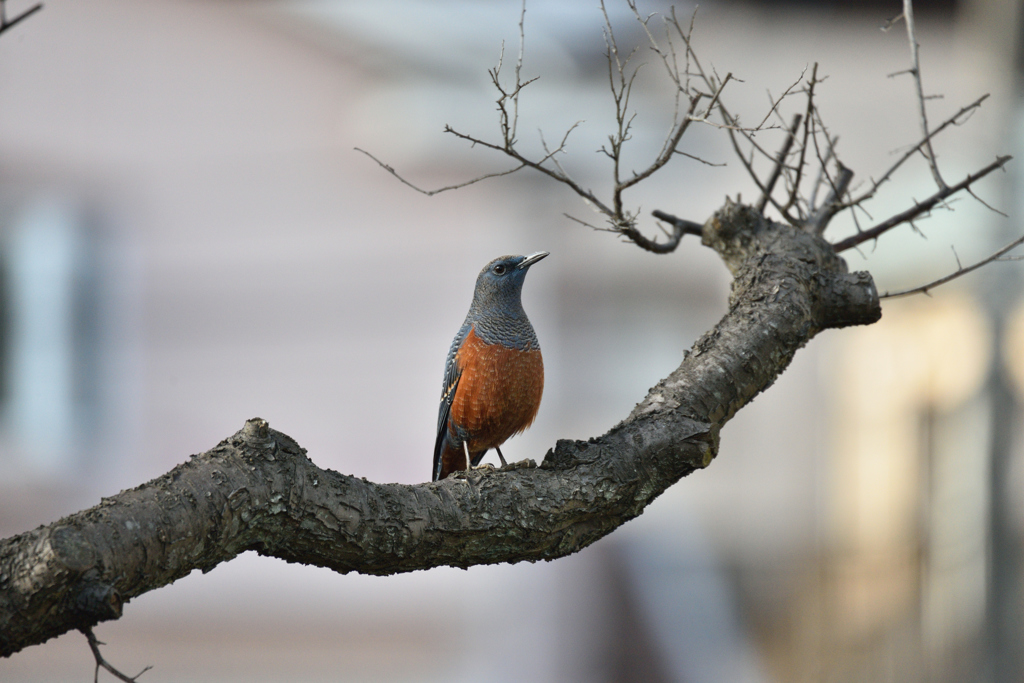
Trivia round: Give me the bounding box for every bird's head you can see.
[471,251,548,313]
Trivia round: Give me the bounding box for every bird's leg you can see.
[464,442,497,474]
[495,447,508,468]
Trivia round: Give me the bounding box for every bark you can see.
[0,200,880,657]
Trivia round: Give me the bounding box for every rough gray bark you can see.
[0,200,880,658]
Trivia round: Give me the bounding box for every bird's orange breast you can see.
[450,326,543,452]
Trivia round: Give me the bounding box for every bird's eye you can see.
[493,264,506,275]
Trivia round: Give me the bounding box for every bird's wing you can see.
[433,323,469,481]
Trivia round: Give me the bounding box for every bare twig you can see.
[538,123,586,185]
[564,213,606,232]
[832,155,1011,252]
[83,627,152,683]
[725,121,802,226]
[844,94,988,208]
[880,232,1024,298]
[0,0,42,35]
[784,63,819,215]
[967,186,1008,217]
[511,0,527,144]
[805,165,854,234]
[651,209,703,233]
[442,124,615,216]
[808,108,843,210]
[756,113,803,213]
[755,66,808,131]
[674,150,726,167]
[895,0,946,189]
[354,148,527,196]
[360,1,736,253]
[808,133,837,212]
[617,92,704,194]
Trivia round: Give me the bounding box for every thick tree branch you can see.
[0,201,880,658]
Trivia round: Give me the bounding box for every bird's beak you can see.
[517,251,549,270]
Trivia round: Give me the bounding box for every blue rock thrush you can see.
[432,252,548,481]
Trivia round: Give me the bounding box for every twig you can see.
[807,133,837,212]
[880,232,1024,298]
[967,186,1008,217]
[651,209,703,233]
[805,165,853,234]
[832,155,1012,252]
[441,124,615,217]
[674,150,726,167]
[897,0,946,189]
[354,148,527,196]
[617,92,704,194]
[512,0,527,144]
[755,66,808,131]
[0,0,42,35]
[83,627,152,683]
[564,213,606,232]
[844,94,988,208]
[784,63,819,214]
[725,121,802,226]
[0,0,40,32]
[756,113,802,213]
[808,108,842,211]
[539,123,585,186]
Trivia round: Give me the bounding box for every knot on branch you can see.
[72,578,123,626]
[815,270,881,329]
[231,417,306,464]
[704,200,880,330]
[241,417,271,443]
[542,438,605,470]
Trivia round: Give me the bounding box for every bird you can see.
[432,252,548,481]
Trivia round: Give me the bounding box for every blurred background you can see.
[0,0,1021,681]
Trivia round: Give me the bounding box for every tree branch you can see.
[0,202,880,658]
[831,155,1012,252]
[843,94,988,209]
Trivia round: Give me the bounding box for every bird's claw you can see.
[449,460,534,481]
[449,464,495,482]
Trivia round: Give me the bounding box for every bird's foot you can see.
[449,463,496,482]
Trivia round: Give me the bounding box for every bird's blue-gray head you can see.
[465,252,547,347]
[469,252,547,315]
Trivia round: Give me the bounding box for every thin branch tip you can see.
[83,627,153,683]
[881,231,1024,299]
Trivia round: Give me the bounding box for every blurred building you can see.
[0,1,1021,681]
